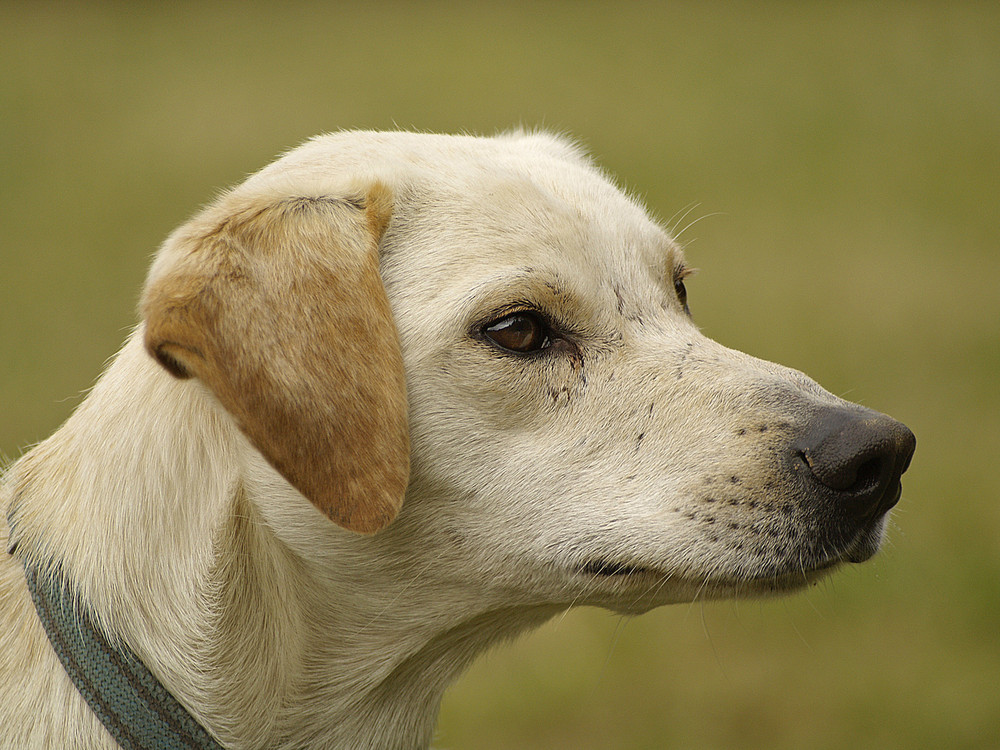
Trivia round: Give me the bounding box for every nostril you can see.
[848,456,883,495]
[797,447,882,494]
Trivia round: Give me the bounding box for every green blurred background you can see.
[2,2,997,748]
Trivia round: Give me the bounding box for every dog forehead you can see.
[253,130,663,251]
[375,135,671,271]
[245,129,678,311]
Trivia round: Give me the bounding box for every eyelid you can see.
[476,302,563,338]
[673,263,698,282]
[488,301,544,321]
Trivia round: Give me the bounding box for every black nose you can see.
[795,407,916,520]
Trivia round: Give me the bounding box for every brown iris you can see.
[483,312,550,353]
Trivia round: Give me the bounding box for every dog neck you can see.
[4,331,559,749]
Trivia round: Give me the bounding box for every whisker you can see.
[589,614,631,694]
[667,202,702,236]
[627,569,673,611]
[673,211,725,246]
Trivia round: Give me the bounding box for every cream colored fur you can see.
[2,131,899,748]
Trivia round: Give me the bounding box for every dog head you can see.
[142,131,914,612]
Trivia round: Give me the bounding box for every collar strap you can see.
[18,560,224,750]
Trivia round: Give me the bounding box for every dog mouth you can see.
[577,526,885,587]
[579,560,655,577]
[576,558,833,589]
[839,517,887,563]
[574,507,893,599]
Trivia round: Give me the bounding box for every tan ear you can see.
[141,183,408,534]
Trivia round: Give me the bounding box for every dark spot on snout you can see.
[794,407,916,521]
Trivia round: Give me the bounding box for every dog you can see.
[1,130,915,749]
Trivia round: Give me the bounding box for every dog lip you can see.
[576,508,890,584]
[578,560,653,577]
[841,520,886,563]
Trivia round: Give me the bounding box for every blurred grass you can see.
[1,2,998,748]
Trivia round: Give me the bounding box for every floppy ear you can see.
[141,183,408,534]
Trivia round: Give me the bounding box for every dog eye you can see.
[674,278,688,311]
[483,312,551,353]
[672,263,695,315]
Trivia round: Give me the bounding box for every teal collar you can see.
[16,556,224,750]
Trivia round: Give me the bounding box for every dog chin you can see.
[842,514,891,563]
[736,520,892,596]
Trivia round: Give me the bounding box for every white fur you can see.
[2,131,892,748]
